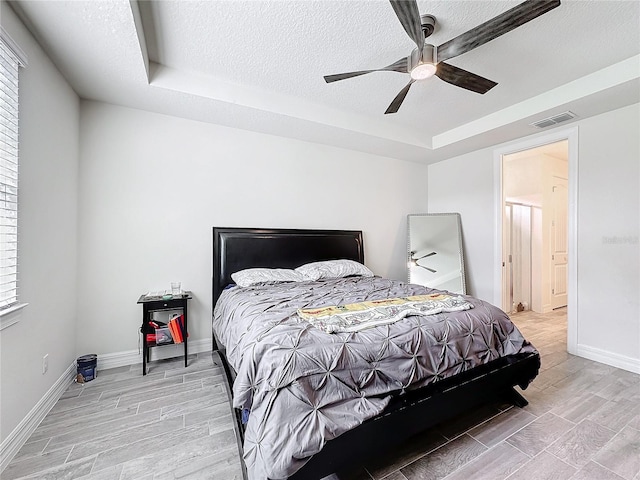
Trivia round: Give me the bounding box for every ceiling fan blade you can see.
[436,62,497,94]
[385,79,415,114]
[418,264,437,273]
[437,0,561,63]
[389,0,425,52]
[324,70,377,83]
[383,57,410,73]
[324,57,408,83]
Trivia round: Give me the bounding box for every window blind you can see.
[0,39,20,310]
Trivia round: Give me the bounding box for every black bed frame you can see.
[212,227,540,480]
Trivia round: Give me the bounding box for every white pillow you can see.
[231,268,304,287]
[295,260,374,281]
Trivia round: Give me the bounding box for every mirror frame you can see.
[407,213,466,294]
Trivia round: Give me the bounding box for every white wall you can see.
[77,101,427,358]
[428,104,640,372]
[504,154,544,207]
[428,152,496,301]
[0,3,80,443]
[576,105,639,367]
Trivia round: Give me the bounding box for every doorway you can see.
[494,127,578,354]
[501,141,568,315]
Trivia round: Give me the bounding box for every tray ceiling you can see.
[9,0,640,163]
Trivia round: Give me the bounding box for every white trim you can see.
[97,338,212,371]
[566,131,579,355]
[0,362,75,473]
[575,344,640,375]
[0,26,28,67]
[493,126,579,355]
[493,153,503,308]
[0,303,28,330]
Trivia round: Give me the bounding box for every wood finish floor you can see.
[4,308,640,480]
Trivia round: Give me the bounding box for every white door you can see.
[551,177,568,309]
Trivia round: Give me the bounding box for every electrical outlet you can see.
[42,354,49,374]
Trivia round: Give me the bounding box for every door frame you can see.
[493,126,578,355]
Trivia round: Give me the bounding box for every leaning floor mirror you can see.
[407,213,467,294]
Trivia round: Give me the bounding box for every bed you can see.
[212,227,540,480]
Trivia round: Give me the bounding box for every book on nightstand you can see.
[168,316,182,344]
[168,314,188,343]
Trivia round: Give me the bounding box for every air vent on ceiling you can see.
[530,111,577,129]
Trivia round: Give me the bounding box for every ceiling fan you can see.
[324,0,561,114]
[410,250,437,273]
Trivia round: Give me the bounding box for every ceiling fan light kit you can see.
[324,0,562,114]
[409,44,437,80]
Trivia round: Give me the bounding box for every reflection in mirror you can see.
[407,213,466,294]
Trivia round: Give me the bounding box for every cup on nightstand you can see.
[171,282,181,295]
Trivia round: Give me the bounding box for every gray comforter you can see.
[213,276,537,480]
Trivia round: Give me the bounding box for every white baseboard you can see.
[97,338,212,371]
[0,362,76,473]
[575,344,640,374]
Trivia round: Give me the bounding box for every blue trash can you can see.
[77,354,97,382]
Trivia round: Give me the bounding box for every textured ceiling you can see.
[9,0,640,163]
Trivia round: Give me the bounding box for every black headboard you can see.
[212,227,364,305]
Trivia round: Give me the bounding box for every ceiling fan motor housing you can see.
[410,44,436,71]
